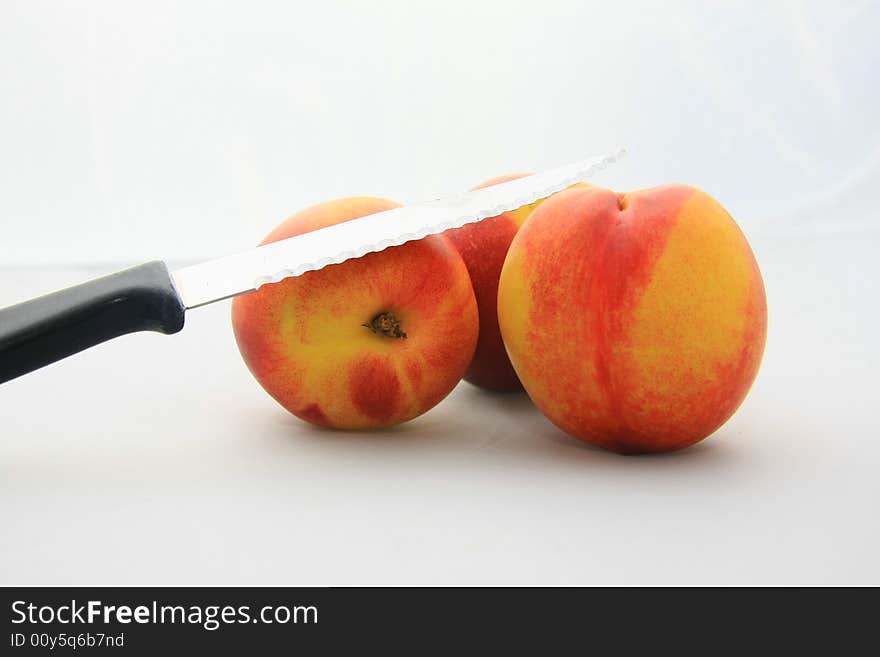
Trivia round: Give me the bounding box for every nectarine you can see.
[445,174,541,392]
[498,185,767,453]
[232,197,479,429]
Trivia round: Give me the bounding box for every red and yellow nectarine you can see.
[445,174,540,392]
[498,185,767,453]
[232,197,479,429]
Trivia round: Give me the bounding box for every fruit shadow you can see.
[266,382,747,474]
[458,384,747,472]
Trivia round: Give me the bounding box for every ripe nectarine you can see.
[445,174,541,392]
[498,185,767,453]
[232,197,479,429]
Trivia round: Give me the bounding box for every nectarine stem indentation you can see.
[363,312,407,339]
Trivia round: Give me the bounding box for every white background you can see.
[1,0,878,263]
[1,1,878,585]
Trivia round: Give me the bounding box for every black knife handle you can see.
[0,261,186,384]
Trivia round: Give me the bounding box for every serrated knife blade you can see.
[0,152,621,383]
[171,152,621,308]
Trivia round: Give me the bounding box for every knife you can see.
[0,153,621,384]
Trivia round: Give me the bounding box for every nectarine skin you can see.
[498,185,767,454]
[446,174,540,392]
[232,197,479,429]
